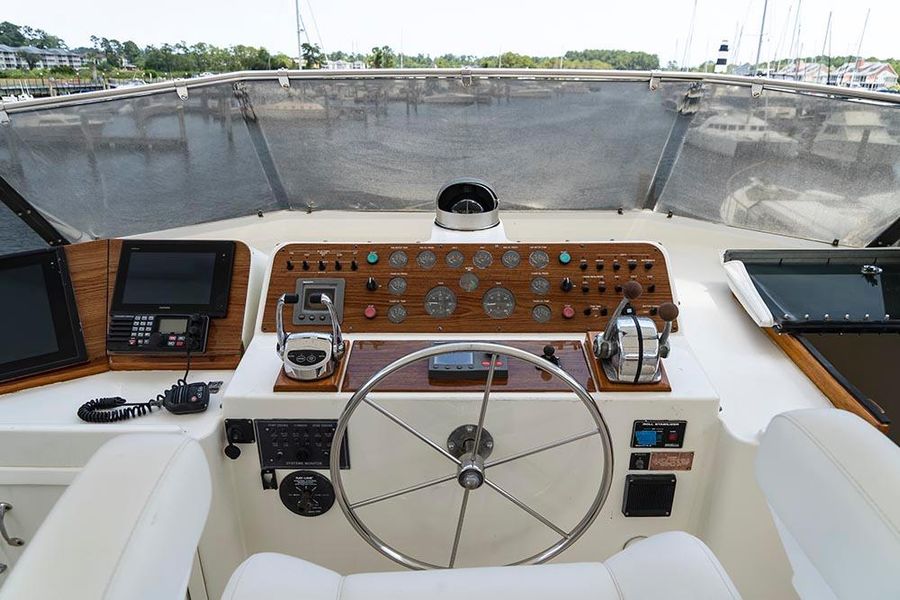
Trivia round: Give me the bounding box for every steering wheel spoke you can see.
[484,478,569,538]
[485,428,601,470]
[364,396,461,465]
[448,489,470,568]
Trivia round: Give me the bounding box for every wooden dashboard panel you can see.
[261,242,676,334]
[342,340,597,393]
[107,239,251,371]
[0,240,111,395]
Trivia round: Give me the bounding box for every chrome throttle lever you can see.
[276,292,345,381]
[592,282,678,384]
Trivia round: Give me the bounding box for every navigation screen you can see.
[121,252,217,306]
[0,264,58,365]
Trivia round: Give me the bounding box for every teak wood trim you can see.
[0,240,111,395]
[107,239,251,371]
[583,332,671,392]
[261,242,677,335]
[764,328,889,432]
[341,340,597,393]
[273,342,353,392]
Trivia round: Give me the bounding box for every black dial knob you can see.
[286,260,294,271]
[351,260,359,271]
[560,277,573,292]
[366,277,378,291]
[334,260,342,271]
[318,260,326,271]
[302,260,310,271]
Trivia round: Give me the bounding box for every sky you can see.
[4,0,898,67]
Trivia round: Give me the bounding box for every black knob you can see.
[560,277,573,292]
[541,345,559,365]
[286,260,294,271]
[644,260,654,270]
[579,261,588,271]
[224,444,241,460]
[583,307,592,316]
[596,261,604,271]
[366,277,378,291]
[351,260,359,271]
[628,259,637,270]
[318,260,326,271]
[598,283,607,293]
[581,284,590,293]
[334,260,342,271]
[613,261,621,271]
[302,260,310,271]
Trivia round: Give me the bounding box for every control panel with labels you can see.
[256,419,350,470]
[261,242,675,334]
[107,314,208,354]
[631,420,687,448]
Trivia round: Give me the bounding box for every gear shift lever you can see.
[276,292,345,381]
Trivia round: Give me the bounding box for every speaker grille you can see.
[622,474,676,517]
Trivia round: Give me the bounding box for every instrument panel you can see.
[261,243,676,334]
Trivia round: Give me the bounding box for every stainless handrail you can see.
[2,68,898,114]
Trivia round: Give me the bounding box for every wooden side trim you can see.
[764,328,889,432]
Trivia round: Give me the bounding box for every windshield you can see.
[0,72,898,249]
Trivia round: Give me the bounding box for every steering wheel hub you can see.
[457,455,485,490]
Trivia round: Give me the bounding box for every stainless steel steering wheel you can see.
[329,342,614,570]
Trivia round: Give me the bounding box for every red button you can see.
[364,305,378,319]
[562,305,576,319]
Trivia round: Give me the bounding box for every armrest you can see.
[0,434,211,600]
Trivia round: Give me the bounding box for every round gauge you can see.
[501,250,521,268]
[424,286,457,318]
[445,250,465,268]
[389,250,408,268]
[473,250,493,269]
[388,277,407,295]
[387,304,407,324]
[416,250,437,269]
[529,250,550,269]
[482,287,516,319]
[530,276,551,295]
[459,272,479,292]
[532,304,552,323]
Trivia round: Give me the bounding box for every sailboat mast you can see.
[295,0,306,68]
[754,0,769,75]
[816,11,832,85]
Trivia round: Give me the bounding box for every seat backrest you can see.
[756,408,900,600]
[0,433,211,600]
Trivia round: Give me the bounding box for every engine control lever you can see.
[593,281,677,384]
[276,292,345,381]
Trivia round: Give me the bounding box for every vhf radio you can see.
[107,313,208,354]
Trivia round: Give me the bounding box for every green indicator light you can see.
[558,250,572,265]
[366,251,379,265]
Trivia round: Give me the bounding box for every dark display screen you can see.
[433,352,474,366]
[0,248,86,382]
[0,264,59,364]
[121,252,217,306]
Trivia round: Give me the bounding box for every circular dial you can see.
[388,250,408,268]
[451,198,485,214]
[459,272,479,292]
[529,250,550,269]
[532,304,552,323]
[530,276,551,295]
[473,250,493,269]
[482,287,516,319]
[501,250,521,268]
[279,471,335,517]
[445,250,465,268]
[424,286,457,318]
[388,277,407,295]
[416,250,437,269]
[387,304,407,324]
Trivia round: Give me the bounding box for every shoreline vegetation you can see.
[1,21,898,88]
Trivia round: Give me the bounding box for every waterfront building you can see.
[0,44,86,70]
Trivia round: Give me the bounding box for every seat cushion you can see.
[221,531,740,600]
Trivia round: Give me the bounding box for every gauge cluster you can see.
[262,243,675,334]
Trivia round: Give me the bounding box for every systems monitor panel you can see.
[110,240,235,317]
[0,248,87,383]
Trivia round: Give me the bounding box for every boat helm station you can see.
[0,70,897,600]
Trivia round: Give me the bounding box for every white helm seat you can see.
[756,408,900,599]
[221,530,741,600]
